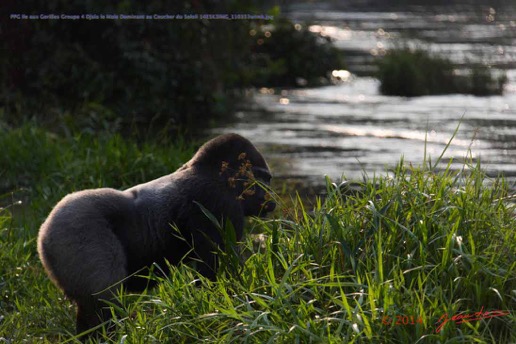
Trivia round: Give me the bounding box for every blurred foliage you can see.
[247,19,346,87]
[377,48,507,97]
[468,64,508,96]
[0,1,255,134]
[1,1,345,135]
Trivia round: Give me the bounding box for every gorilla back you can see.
[37,133,275,335]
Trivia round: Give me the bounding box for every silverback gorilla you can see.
[37,133,275,336]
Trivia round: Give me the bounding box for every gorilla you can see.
[37,133,275,336]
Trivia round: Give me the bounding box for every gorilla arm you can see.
[122,169,245,281]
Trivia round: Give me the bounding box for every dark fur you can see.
[37,133,275,336]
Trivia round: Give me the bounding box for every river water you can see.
[214,1,516,193]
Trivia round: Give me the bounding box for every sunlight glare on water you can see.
[215,76,516,189]
[213,1,516,191]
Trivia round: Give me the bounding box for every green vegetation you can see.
[1,125,514,343]
[377,48,507,97]
[1,2,344,133]
[2,1,254,132]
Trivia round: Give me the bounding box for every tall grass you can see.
[1,126,514,343]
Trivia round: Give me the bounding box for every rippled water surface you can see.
[214,1,516,191]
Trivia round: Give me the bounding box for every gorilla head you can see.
[185,133,275,216]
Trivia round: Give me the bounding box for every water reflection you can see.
[214,78,516,190]
[213,2,516,192]
[291,2,516,73]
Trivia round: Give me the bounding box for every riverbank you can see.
[1,124,514,342]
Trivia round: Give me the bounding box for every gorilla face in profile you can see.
[37,133,275,336]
